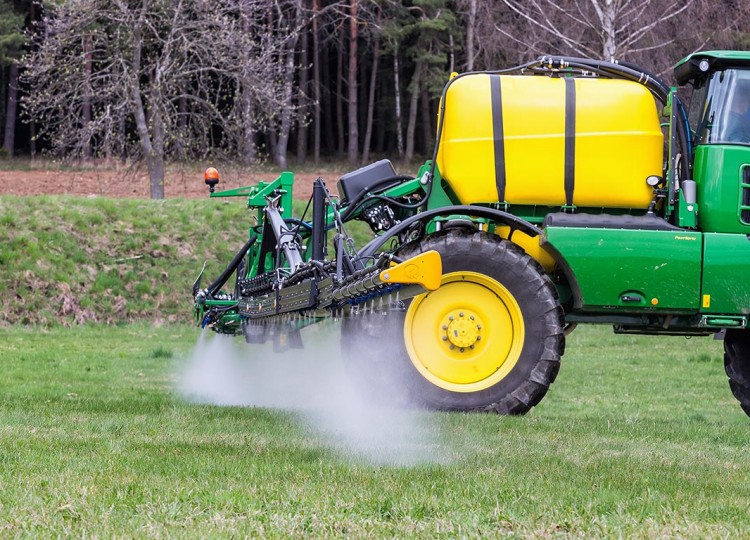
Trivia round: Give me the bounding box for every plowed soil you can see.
[0,164,343,200]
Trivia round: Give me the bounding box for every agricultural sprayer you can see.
[194,51,750,417]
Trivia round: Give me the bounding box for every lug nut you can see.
[442,324,448,330]
[449,345,455,350]
[470,315,475,320]
[477,324,482,330]
[449,315,454,321]
[442,335,448,341]
[459,312,464,317]
[476,336,482,341]
[460,348,464,353]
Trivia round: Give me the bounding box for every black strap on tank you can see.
[490,74,507,202]
[563,77,576,207]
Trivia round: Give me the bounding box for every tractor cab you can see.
[675,51,750,234]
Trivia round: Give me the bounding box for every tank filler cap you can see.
[646,175,665,188]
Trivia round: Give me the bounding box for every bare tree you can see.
[24,0,290,198]
[498,0,692,61]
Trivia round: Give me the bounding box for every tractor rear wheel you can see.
[341,229,565,413]
[723,329,750,417]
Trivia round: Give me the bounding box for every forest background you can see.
[1,0,748,198]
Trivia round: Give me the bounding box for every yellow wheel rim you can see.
[403,271,525,393]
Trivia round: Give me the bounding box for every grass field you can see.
[1,322,748,538]
[0,195,371,326]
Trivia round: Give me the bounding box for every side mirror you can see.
[204,167,220,193]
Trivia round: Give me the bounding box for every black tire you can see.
[724,329,750,417]
[341,229,565,414]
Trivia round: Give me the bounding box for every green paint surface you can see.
[546,227,701,311]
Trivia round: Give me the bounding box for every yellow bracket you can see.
[379,250,442,291]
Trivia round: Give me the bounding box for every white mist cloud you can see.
[178,320,446,466]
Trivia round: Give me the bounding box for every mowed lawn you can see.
[0,323,748,538]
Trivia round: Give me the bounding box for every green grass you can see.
[0,195,373,326]
[0,323,748,537]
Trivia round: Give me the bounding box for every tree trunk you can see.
[347,0,359,165]
[311,0,321,165]
[336,31,345,158]
[275,9,300,169]
[269,129,278,160]
[405,62,422,162]
[466,0,477,71]
[296,15,309,165]
[239,1,256,164]
[147,151,165,199]
[2,62,19,157]
[375,70,386,155]
[240,84,256,164]
[149,104,166,199]
[361,33,380,164]
[82,35,93,159]
[29,120,35,158]
[602,5,616,60]
[421,88,432,156]
[175,93,188,159]
[448,33,455,74]
[321,38,335,156]
[130,38,164,199]
[393,48,404,159]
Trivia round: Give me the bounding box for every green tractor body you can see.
[194,51,750,416]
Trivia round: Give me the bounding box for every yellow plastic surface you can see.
[437,74,663,209]
[404,271,524,392]
[495,225,556,272]
[379,250,442,291]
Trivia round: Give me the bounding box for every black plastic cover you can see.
[337,159,398,203]
[543,212,682,231]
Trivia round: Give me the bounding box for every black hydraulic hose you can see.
[616,60,670,93]
[206,234,258,297]
[285,217,313,232]
[541,56,670,103]
[546,56,671,98]
[673,95,692,171]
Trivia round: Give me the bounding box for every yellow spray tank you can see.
[436,73,664,209]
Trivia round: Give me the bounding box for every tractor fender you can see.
[357,204,582,309]
[357,205,540,259]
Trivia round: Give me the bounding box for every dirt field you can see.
[0,163,344,200]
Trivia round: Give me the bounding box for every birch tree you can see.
[498,0,692,61]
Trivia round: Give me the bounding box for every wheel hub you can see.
[442,310,482,350]
[404,272,524,392]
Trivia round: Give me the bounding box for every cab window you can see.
[694,69,750,145]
